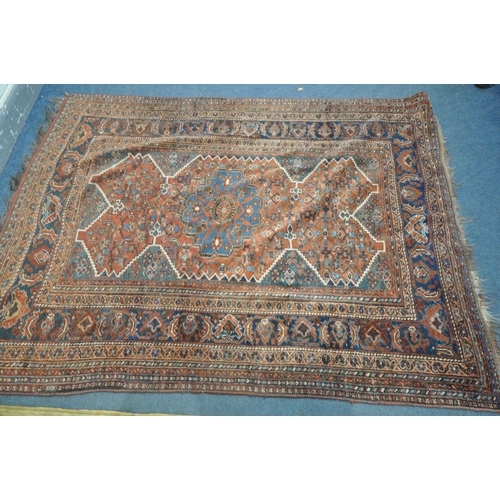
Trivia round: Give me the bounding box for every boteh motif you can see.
[0,93,498,412]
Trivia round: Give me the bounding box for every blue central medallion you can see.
[182,169,262,256]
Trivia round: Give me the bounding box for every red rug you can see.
[0,93,499,411]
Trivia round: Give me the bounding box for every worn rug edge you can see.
[0,95,67,232]
[434,117,500,377]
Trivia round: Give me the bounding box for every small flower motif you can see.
[111,199,124,214]
[148,221,162,238]
[290,185,303,201]
[284,223,296,241]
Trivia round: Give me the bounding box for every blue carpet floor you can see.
[1,84,499,415]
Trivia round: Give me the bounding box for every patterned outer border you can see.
[0,93,499,412]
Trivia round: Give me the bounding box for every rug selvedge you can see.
[0,93,498,411]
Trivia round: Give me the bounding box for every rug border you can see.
[0,95,68,235]
[434,117,500,379]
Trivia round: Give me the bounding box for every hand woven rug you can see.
[0,93,499,412]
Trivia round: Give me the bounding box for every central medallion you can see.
[211,195,237,225]
[181,168,262,257]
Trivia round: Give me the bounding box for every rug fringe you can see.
[0,94,67,232]
[435,117,500,377]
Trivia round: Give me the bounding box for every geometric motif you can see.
[182,167,261,257]
[76,154,171,276]
[0,93,499,412]
[76,153,385,284]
